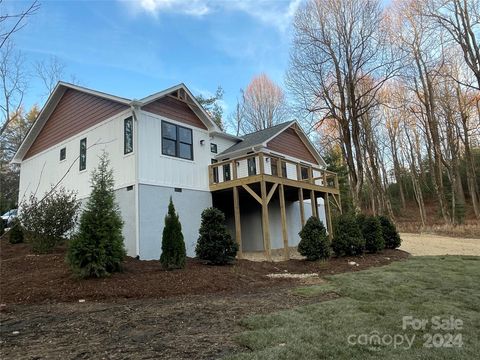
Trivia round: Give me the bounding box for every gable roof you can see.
[218,121,327,167]
[12,82,223,163]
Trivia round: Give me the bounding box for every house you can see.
[12,82,341,260]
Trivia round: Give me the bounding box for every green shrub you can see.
[332,213,365,257]
[377,215,401,249]
[67,152,126,278]
[21,188,80,253]
[160,198,186,270]
[361,216,384,253]
[195,207,238,265]
[8,219,24,244]
[298,216,330,261]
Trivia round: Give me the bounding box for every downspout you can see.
[130,101,141,258]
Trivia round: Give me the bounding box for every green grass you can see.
[228,256,480,359]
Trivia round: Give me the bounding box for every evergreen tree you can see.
[377,215,401,249]
[361,216,385,253]
[332,213,365,257]
[195,207,238,265]
[67,152,126,278]
[160,198,186,270]
[298,216,330,260]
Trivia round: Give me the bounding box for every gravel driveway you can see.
[400,233,480,256]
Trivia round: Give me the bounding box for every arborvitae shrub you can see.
[332,213,365,257]
[8,219,24,244]
[67,152,126,278]
[21,188,80,253]
[195,207,238,264]
[377,215,401,249]
[361,216,384,253]
[298,216,330,261]
[160,198,186,270]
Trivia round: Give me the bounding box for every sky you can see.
[6,0,302,130]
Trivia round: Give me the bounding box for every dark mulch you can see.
[0,238,409,305]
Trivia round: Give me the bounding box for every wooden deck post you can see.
[310,189,318,218]
[325,193,333,241]
[298,188,305,227]
[260,180,271,260]
[279,183,289,260]
[233,186,242,258]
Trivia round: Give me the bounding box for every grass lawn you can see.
[228,256,480,359]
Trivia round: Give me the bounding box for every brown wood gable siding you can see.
[25,89,129,159]
[267,127,318,164]
[141,96,207,130]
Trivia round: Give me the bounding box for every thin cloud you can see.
[121,0,302,31]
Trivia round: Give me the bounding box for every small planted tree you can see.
[195,207,238,265]
[298,216,330,261]
[377,215,401,249]
[332,213,365,257]
[361,216,384,253]
[160,198,186,270]
[67,152,126,278]
[8,219,24,244]
[21,187,80,253]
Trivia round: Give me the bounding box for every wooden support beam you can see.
[298,188,305,227]
[325,193,333,241]
[233,186,242,258]
[242,184,262,204]
[266,183,278,204]
[259,152,265,175]
[310,190,318,218]
[260,180,271,260]
[279,183,289,260]
[232,160,237,180]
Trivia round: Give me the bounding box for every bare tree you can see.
[240,73,288,133]
[0,0,40,49]
[287,0,400,211]
[34,56,66,97]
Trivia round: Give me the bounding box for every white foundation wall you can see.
[18,109,136,203]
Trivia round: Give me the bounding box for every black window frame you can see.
[281,161,287,178]
[79,138,87,171]
[124,116,134,154]
[59,147,66,161]
[301,166,309,180]
[223,164,231,181]
[210,143,218,153]
[211,159,219,183]
[247,157,256,176]
[161,121,193,160]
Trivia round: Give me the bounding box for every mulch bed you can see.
[0,239,409,305]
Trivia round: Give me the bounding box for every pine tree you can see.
[361,216,384,253]
[332,213,365,257]
[377,215,401,249]
[67,152,126,278]
[195,207,238,265]
[298,216,330,261]
[160,198,186,270]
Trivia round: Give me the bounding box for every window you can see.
[211,159,219,183]
[124,117,133,154]
[247,157,256,176]
[79,138,87,171]
[162,121,193,160]
[271,158,278,176]
[210,143,218,153]
[223,164,231,181]
[281,161,287,178]
[60,147,66,161]
[301,166,309,180]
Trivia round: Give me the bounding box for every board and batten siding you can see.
[141,97,207,130]
[18,110,136,202]
[25,88,129,159]
[267,127,318,164]
[137,111,214,191]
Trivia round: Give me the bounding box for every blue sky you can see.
[8,0,301,130]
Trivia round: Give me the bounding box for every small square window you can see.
[60,147,66,161]
[210,143,218,153]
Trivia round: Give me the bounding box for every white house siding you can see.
[138,184,212,260]
[18,109,138,256]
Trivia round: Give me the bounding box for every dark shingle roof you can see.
[218,121,295,157]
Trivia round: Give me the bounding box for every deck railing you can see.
[209,152,339,190]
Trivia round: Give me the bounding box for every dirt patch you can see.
[400,233,480,256]
[0,239,408,305]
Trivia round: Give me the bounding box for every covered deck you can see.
[209,151,341,260]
